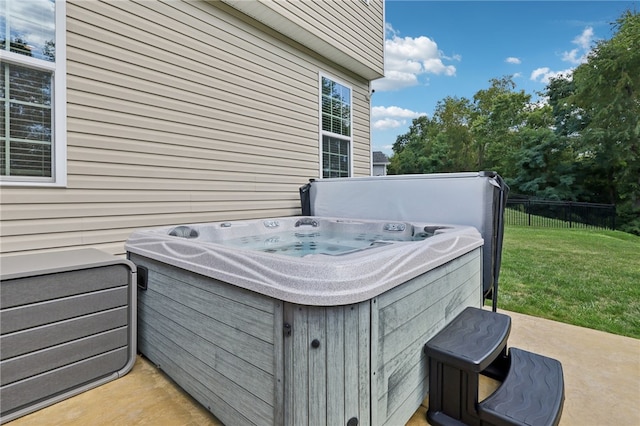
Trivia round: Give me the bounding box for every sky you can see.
[371,0,639,156]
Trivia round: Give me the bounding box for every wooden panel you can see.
[289,304,309,426]
[139,281,275,374]
[146,267,275,343]
[308,306,327,425]
[1,327,128,385]
[372,250,483,425]
[272,298,286,426]
[0,348,128,414]
[356,300,372,426]
[134,255,283,425]
[0,287,128,334]
[138,301,275,424]
[0,249,135,421]
[132,254,277,314]
[325,306,345,425]
[0,308,128,360]
[138,320,255,426]
[0,265,129,308]
[283,301,370,426]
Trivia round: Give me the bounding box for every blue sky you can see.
[371,0,639,156]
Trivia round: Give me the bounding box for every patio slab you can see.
[6,309,639,426]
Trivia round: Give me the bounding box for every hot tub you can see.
[126,216,483,426]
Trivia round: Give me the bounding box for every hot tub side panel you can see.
[283,302,371,426]
[130,254,284,426]
[371,249,482,426]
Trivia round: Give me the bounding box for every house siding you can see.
[220,0,385,79]
[0,0,376,256]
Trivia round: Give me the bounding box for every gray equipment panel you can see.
[0,249,137,423]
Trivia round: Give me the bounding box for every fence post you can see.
[568,201,572,229]
[612,206,616,230]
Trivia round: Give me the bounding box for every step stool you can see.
[424,307,564,426]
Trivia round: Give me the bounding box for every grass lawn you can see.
[494,225,640,339]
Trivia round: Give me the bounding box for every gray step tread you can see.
[425,307,511,372]
[478,348,565,426]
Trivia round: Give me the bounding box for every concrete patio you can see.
[7,309,639,426]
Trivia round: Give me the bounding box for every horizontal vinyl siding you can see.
[0,0,372,256]
[299,0,384,73]
[222,0,385,78]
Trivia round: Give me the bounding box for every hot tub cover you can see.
[300,171,509,309]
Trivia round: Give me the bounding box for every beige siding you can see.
[221,0,385,79]
[0,0,376,256]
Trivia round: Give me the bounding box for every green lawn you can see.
[494,225,640,339]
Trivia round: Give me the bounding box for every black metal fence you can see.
[505,196,616,230]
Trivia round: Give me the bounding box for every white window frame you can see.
[318,72,353,179]
[0,0,67,187]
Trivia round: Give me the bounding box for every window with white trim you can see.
[320,75,352,178]
[1,0,66,186]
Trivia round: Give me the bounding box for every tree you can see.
[386,10,639,234]
[388,97,475,174]
[471,76,531,173]
[568,10,640,233]
[388,115,436,174]
[430,96,475,171]
[510,126,578,200]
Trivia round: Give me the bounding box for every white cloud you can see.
[371,106,427,130]
[562,27,594,65]
[373,70,419,92]
[531,26,596,84]
[373,118,406,130]
[372,106,427,119]
[10,1,55,60]
[530,67,573,84]
[530,67,550,81]
[372,24,457,92]
[574,26,594,50]
[561,49,581,64]
[505,57,522,65]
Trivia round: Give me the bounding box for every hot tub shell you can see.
[126,217,483,426]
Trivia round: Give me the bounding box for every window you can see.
[320,74,352,178]
[1,0,66,186]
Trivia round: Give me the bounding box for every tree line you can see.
[388,10,639,234]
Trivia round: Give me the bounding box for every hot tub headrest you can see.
[169,226,199,239]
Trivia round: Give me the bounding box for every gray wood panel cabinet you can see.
[0,249,137,423]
